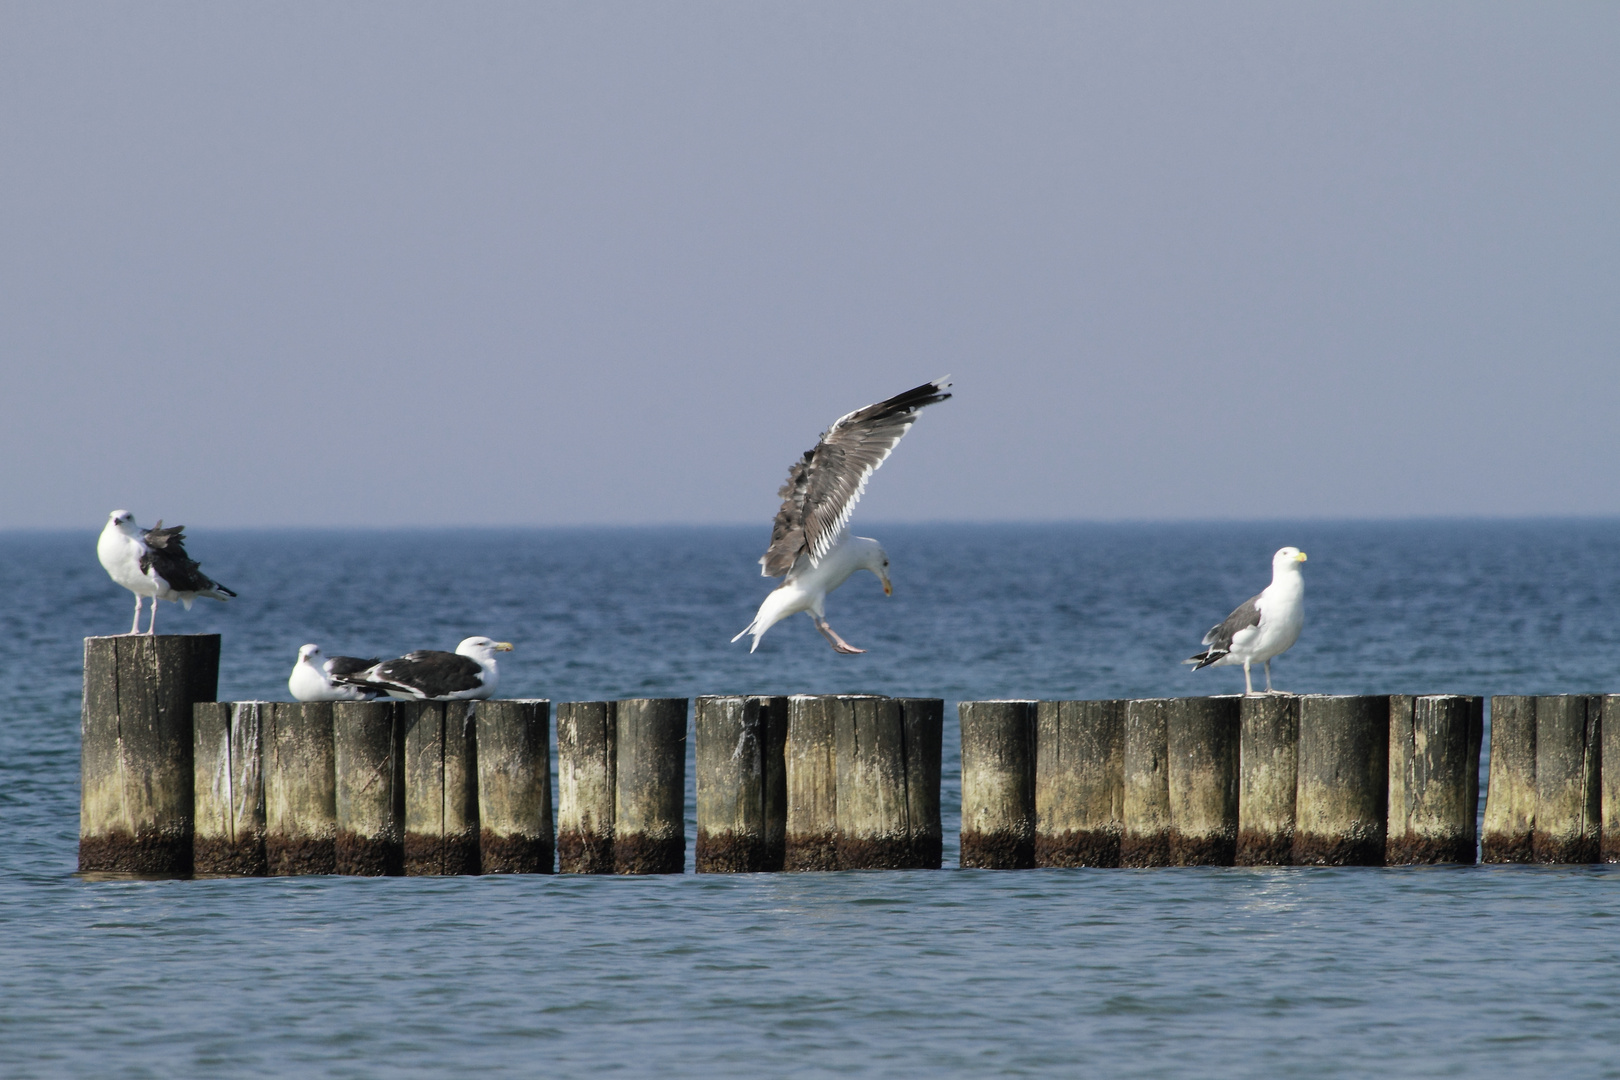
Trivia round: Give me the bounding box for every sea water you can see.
[2,521,1618,1077]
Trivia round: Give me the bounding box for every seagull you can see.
[96,509,237,635]
[733,377,951,654]
[1185,546,1307,696]
[288,644,387,702]
[331,636,513,701]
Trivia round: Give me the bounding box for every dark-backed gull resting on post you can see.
[330,636,513,701]
[96,509,237,635]
[733,377,952,654]
[1185,546,1307,696]
[288,644,387,702]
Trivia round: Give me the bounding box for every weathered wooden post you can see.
[1482,695,1536,863]
[193,701,267,876]
[80,634,218,875]
[556,701,616,873]
[614,698,687,874]
[1166,696,1240,865]
[836,696,913,869]
[476,700,554,873]
[1386,695,1483,865]
[1121,698,1172,867]
[899,697,944,869]
[1235,695,1298,865]
[785,694,840,871]
[696,695,785,873]
[1532,695,1600,863]
[1034,700,1124,867]
[402,701,480,876]
[758,695,789,870]
[1605,695,1620,864]
[332,701,403,876]
[959,700,1037,869]
[263,703,338,875]
[1293,695,1389,865]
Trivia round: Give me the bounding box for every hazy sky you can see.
[2,3,1616,529]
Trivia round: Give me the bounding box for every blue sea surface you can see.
[3,520,1619,1077]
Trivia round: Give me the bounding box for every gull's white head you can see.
[106,509,139,536]
[297,644,323,665]
[1273,546,1307,572]
[852,537,893,596]
[457,636,515,661]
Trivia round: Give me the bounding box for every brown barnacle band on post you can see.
[1293,695,1389,866]
[1165,696,1240,866]
[1235,694,1298,866]
[556,701,616,873]
[784,694,840,871]
[958,700,1037,869]
[263,702,339,875]
[80,634,219,877]
[193,701,267,876]
[333,700,404,876]
[614,698,688,874]
[1385,695,1483,866]
[476,699,554,873]
[1034,700,1124,867]
[402,701,480,876]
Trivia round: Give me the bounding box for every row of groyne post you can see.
[77,635,1617,876]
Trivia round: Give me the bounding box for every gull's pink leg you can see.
[147,597,157,635]
[1243,660,1254,696]
[129,594,143,635]
[815,617,865,655]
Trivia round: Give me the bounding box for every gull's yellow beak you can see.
[881,570,893,596]
[494,642,514,651]
[1296,552,1308,563]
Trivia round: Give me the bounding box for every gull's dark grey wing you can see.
[334,650,483,699]
[1188,593,1263,669]
[759,377,952,577]
[141,521,237,597]
[325,656,381,678]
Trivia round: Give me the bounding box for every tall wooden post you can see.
[1532,695,1600,864]
[556,701,616,873]
[696,695,777,873]
[1235,695,1298,865]
[402,702,480,876]
[332,701,404,876]
[193,701,266,876]
[1166,697,1240,866]
[959,701,1036,869]
[1294,695,1389,866]
[614,698,687,874]
[477,700,554,873]
[899,698,944,870]
[263,703,338,875]
[80,634,218,875]
[785,695,840,871]
[1034,700,1124,867]
[1387,695,1483,865]
[835,696,914,869]
[1482,696,1536,863]
[1604,695,1620,864]
[1121,698,1172,867]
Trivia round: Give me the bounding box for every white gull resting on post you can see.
[331,637,513,701]
[288,644,386,702]
[1185,546,1307,696]
[96,510,237,635]
[733,377,952,654]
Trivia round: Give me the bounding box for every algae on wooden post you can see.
[476,699,553,873]
[1165,696,1240,866]
[1482,696,1536,863]
[696,695,771,873]
[402,701,480,876]
[263,702,338,875]
[1387,695,1483,865]
[1294,695,1389,866]
[1121,698,1172,867]
[193,701,267,876]
[1236,695,1298,865]
[785,695,839,871]
[614,698,687,874]
[332,700,404,876]
[958,700,1036,869]
[556,701,616,873]
[1034,700,1124,867]
[1532,695,1600,864]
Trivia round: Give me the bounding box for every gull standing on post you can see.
[1185,546,1307,696]
[288,644,387,702]
[97,510,237,635]
[733,377,952,654]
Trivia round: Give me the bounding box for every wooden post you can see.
[1166,696,1240,866]
[263,703,338,875]
[80,634,218,875]
[402,702,480,876]
[614,698,687,874]
[1236,695,1298,866]
[835,696,913,869]
[696,696,772,873]
[193,701,266,876]
[1482,696,1536,863]
[1387,695,1483,865]
[1604,695,1620,864]
[1121,698,1172,867]
[899,698,944,870]
[959,701,1036,869]
[785,694,840,871]
[1034,700,1124,867]
[757,695,789,871]
[476,700,554,873]
[332,701,404,876]
[556,701,616,873]
[1294,695,1389,866]
[1533,695,1600,864]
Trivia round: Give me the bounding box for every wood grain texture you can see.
[333,701,404,876]
[1236,695,1298,866]
[1386,695,1482,865]
[193,701,266,876]
[1294,696,1389,866]
[958,701,1036,869]
[614,698,687,874]
[476,700,553,874]
[1034,700,1124,867]
[556,701,615,873]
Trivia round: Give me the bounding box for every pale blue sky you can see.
[2,3,1616,529]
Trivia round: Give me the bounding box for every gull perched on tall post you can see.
[1185,546,1307,695]
[734,377,952,654]
[96,510,237,635]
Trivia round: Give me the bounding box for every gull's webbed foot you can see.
[815,619,866,655]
